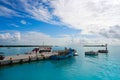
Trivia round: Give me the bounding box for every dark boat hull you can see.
[49,49,75,60]
[98,50,108,53]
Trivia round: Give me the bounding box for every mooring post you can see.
[29,56,31,62]
[20,59,23,63]
[106,44,107,50]
[9,57,13,65]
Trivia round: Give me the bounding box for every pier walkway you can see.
[0,52,58,66]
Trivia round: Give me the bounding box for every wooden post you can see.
[10,60,13,65]
[20,59,23,63]
[29,56,31,62]
[36,57,39,61]
[9,57,13,65]
[105,44,107,50]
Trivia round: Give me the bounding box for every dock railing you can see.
[83,44,108,53]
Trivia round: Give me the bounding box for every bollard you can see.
[43,56,45,60]
[9,57,13,65]
[9,60,13,65]
[36,57,39,61]
[19,59,23,63]
[28,56,31,62]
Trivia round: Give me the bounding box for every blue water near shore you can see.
[0,46,120,80]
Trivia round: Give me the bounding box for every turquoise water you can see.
[0,46,120,80]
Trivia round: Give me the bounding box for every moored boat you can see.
[98,50,108,53]
[85,51,98,55]
[49,48,77,60]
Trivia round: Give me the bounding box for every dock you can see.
[83,45,106,47]
[84,44,108,53]
[0,52,58,66]
[0,46,58,66]
[0,46,77,66]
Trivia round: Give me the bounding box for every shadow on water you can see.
[49,57,76,68]
[84,52,109,58]
[85,55,99,58]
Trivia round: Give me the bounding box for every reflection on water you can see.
[85,55,99,58]
[49,57,76,68]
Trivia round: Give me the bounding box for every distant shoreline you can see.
[0,45,53,47]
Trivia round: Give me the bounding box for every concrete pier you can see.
[0,52,58,66]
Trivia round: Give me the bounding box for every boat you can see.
[38,46,51,53]
[49,48,76,60]
[98,50,108,53]
[85,51,98,55]
[98,44,108,53]
[25,46,52,54]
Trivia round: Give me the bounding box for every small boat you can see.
[98,44,108,53]
[49,48,76,60]
[85,51,98,55]
[98,50,108,53]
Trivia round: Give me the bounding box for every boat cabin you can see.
[39,46,52,53]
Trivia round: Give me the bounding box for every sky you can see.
[0,0,120,46]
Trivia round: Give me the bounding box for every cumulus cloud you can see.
[14,32,21,40]
[0,31,120,45]
[51,0,120,34]
[0,31,83,45]
[99,25,120,39]
[0,33,11,39]
[19,31,73,45]
[0,31,21,40]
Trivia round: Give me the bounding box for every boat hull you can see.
[49,49,75,60]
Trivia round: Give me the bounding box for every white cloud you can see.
[0,5,20,17]
[0,32,21,40]
[0,31,120,45]
[0,0,59,24]
[20,31,68,45]
[51,0,120,34]
[10,24,19,27]
[0,31,80,45]
[99,25,120,39]
[1,0,120,44]
[14,32,21,40]
[0,33,11,39]
[1,0,120,34]
[21,20,27,24]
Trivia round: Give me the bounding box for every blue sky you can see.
[0,16,80,37]
[0,0,120,45]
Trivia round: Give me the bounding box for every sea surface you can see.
[0,46,120,80]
